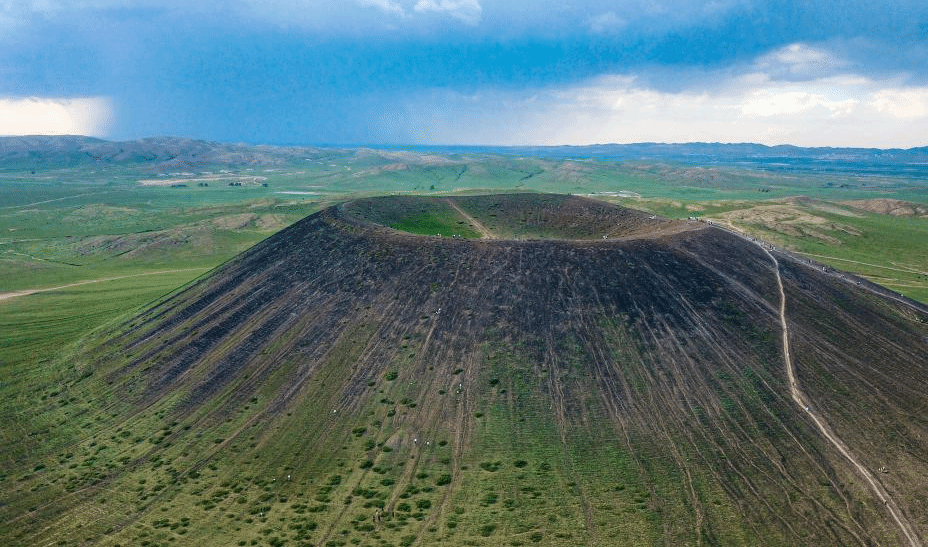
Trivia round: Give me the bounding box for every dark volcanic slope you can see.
[6,194,927,547]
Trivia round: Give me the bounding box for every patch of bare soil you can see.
[711,203,861,244]
[60,204,142,223]
[842,198,928,217]
[363,149,459,166]
[137,174,267,186]
[206,213,290,231]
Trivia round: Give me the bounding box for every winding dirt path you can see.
[760,245,922,547]
[798,252,928,276]
[445,198,496,239]
[0,268,209,302]
[2,192,98,210]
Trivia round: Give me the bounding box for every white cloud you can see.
[357,0,405,17]
[395,44,928,147]
[413,0,481,25]
[770,43,832,67]
[753,43,845,81]
[588,11,626,34]
[741,90,858,117]
[872,88,928,118]
[0,96,113,136]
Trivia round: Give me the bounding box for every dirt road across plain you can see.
[0,268,209,302]
[445,198,496,239]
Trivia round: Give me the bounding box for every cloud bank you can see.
[394,43,928,147]
[0,96,113,136]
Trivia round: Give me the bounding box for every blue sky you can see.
[1,0,927,146]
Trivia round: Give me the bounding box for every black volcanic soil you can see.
[13,193,928,546]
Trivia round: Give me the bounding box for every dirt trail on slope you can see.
[0,269,209,302]
[797,252,928,276]
[761,244,922,547]
[445,198,496,239]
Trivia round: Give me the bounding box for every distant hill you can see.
[427,142,928,178]
[496,142,928,161]
[0,135,322,170]
[3,136,928,177]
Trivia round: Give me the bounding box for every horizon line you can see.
[2,134,927,152]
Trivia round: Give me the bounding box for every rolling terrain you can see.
[2,193,926,546]
[3,136,928,302]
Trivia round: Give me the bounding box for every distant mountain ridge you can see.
[0,135,322,170]
[2,136,927,176]
[498,142,928,160]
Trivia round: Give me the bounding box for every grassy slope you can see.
[0,272,205,471]
[740,209,928,302]
[343,196,482,238]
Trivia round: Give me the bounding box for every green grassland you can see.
[343,196,482,238]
